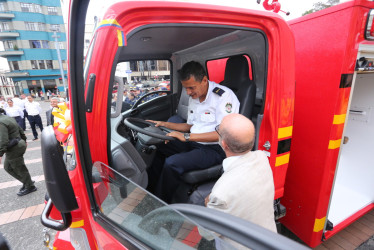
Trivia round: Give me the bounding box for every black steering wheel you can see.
[124,117,175,141]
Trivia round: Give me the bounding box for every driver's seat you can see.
[176,55,256,202]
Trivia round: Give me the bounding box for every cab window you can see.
[92,162,234,249]
[207,55,253,83]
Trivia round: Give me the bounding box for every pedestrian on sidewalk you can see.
[25,95,43,141]
[12,95,27,130]
[0,108,37,196]
[46,97,59,126]
[5,99,24,128]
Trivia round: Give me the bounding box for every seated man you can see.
[148,61,240,203]
[206,113,277,234]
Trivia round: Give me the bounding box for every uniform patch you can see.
[225,103,232,113]
[212,87,225,96]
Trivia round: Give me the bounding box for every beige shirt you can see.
[208,150,277,247]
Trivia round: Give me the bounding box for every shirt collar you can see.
[202,80,214,104]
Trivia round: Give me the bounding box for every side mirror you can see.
[41,126,78,230]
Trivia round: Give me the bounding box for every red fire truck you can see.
[40,0,374,249]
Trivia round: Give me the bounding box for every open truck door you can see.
[40,0,306,249]
[282,0,374,247]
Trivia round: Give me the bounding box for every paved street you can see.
[0,99,53,250]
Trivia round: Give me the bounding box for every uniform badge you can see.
[225,103,232,113]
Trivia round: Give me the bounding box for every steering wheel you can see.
[124,117,175,141]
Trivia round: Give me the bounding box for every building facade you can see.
[0,0,67,96]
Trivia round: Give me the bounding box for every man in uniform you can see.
[0,108,37,196]
[148,61,240,203]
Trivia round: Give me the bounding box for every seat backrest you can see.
[221,55,256,119]
[176,87,189,121]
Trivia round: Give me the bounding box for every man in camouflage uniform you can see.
[0,108,37,196]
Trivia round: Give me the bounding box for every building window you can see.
[54,42,65,50]
[62,60,67,70]
[42,41,49,49]
[11,61,19,71]
[6,41,14,49]
[50,24,60,32]
[21,3,34,12]
[38,60,45,69]
[46,60,53,69]
[0,3,5,12]
[130,61,139,71]
[30,40,41,48]
[25,22,45,31]
[47,6,58,15]
[157,60,169,71]
[34,4,42,13]
[0,22,10,32]
[31,60,38,69]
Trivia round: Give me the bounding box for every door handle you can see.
[263,141,271,150]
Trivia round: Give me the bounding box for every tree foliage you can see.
[302,0,340,16]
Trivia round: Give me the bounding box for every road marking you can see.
[0,158,42,169]
[0,203,45,226]
[27,146,41,151]
[0,175,45,190]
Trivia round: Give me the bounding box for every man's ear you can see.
[221,139,229,151]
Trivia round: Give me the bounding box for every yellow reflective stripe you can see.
[333,114,346,124]
[328,139,341,149]
[278,126,293,139]
[275,153,290,167]
[70,220,84,228]
[117,30,124,47]
[99,19,120,26]
[313,217,326,232]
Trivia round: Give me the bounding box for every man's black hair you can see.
[178,61,207,82]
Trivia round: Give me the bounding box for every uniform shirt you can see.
[0,114,27,156]
[12,97,25,110]
[5,106,24,118]
[187,81,240,144]
[25,101,41,116]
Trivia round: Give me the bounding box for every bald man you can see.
[206,114,277,235]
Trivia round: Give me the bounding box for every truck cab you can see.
[41,1,298,249]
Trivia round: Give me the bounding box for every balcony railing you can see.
[0,49,24,56]
[0,12,15,19]
[4,71,29,78]
[0,30,19,39]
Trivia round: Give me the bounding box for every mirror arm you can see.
[41,199,73,231]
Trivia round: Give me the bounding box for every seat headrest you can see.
[223,56,250,92]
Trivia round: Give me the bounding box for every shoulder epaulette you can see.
[212,87,225,97]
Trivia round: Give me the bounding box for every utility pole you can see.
[51,29,67,97]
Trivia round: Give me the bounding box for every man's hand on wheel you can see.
[166,131,185,142]
[146,120,165,127]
